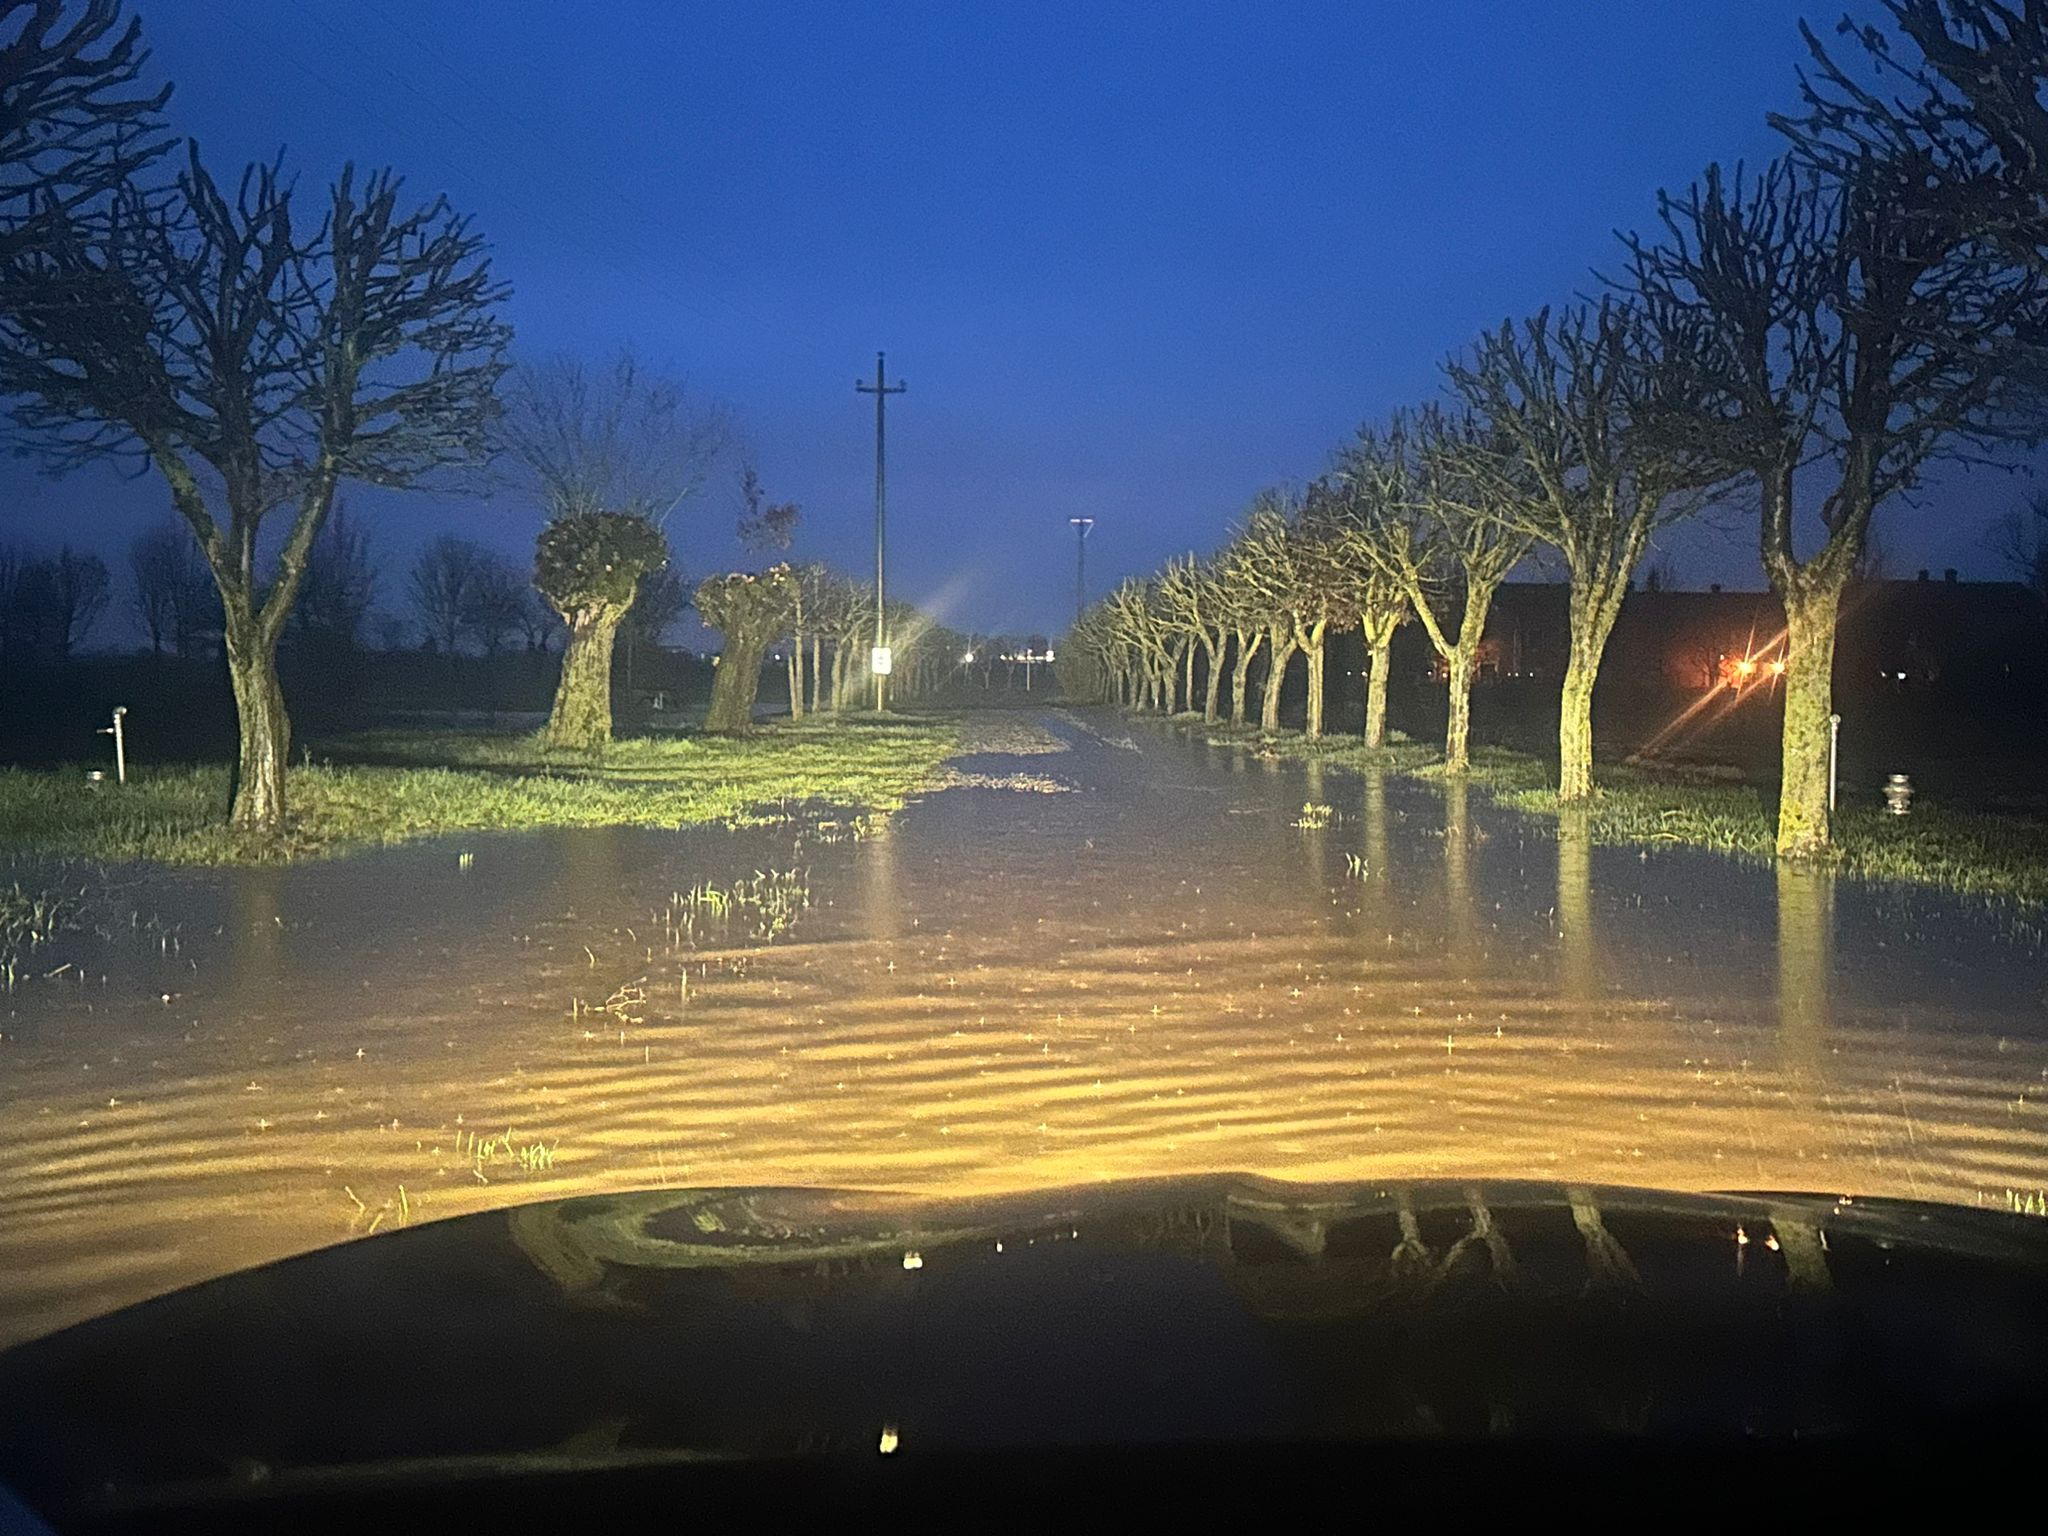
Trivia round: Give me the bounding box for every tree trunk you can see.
[1776,584,1842,858]
[1558,584,1625,803]
[705,634,770,734]
[547,605,623,751]
[1181,641,1195,715]
[788,633,804,719]
[810,635,824,711]
[224,612,289,831]
[1363,631,1392,749]
[1201,637,1224,723]
[1303,623,1327,738]
[1260,639,1296,734]
[1229,632,1260,727]
[832,642,851,711]
[1444,650,1474,772]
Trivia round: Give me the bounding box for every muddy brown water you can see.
[2,709,2044,1348]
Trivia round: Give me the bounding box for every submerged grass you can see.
[0,717,961,866]
[1185,716,2048,906]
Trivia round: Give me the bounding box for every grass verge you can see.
[1183,716,2048,905]
[0,717,963,865]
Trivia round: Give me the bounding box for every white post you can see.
[100,706,129,785]
[1827,713,1840,814]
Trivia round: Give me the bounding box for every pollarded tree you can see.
[1214,536,1269,728]
[534,512,668,748]
[1329,424,1414,749]
[500,351,725,748]
[1446,302,1708,801]
[0,149,509,829]
[1229,495,1304,732]
[1356,409,1532,772]
[1157,552,1231,723]
[1626,153,2048,854]
[697,564,796,734]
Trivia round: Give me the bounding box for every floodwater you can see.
[2,709,2045,1347]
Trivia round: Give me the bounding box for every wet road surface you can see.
[2,708,2045,1346]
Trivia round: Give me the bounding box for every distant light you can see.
[1735,658,1756,678]
[1046,648,1056,661]
[878,1424,901,1455]
[1768,659,1785,676]
[901,1249,923,1269]
[962,651,975,663]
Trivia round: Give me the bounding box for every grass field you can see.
[0,717,963,865]
[1192,717,2048,905]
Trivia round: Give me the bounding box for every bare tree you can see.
[129,515,211,655]
[0,146,509,829]
[47,543,107,657]
[735,462,799,552]
[0,0,170,264]
[500,352,723,747]
[460,552,529,656]
[1627,152,2048,854]
[1330,422,1415,749]
[409,534,488,655]
[1445,301,1709,800]
[288,500,377,650]
[1987,490,2048,598]
[1354,410,1532,772]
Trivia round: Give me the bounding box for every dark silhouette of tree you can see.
[409,534,490,656]
[500,352,722,748]
[1987,491,2048,598]
[459,552,528,656]
[735,463,800,552]
[623,562,688,647]
[512,586,559,653]
[533,512,667,748]
[288,501,377,650]
[2,543,108,660]
[128,516,213,656]
[697,565,796,734]
[0,144,509,831]
[0,0,170,264]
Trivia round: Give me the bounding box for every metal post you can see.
[1827,713,1841,814]
[1069,517,1094,623]
[100,705,128,785]
[856,352,906,711]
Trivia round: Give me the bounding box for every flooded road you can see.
[3,708,2046,1346]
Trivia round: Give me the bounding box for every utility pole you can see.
[1069,516,1094,623]
[856,351,906,711]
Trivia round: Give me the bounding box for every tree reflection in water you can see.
[1442,778,1473,957]
[1775,860,1834,1081]
[1556,809,1598,1004]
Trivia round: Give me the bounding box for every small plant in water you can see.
[0,881,74,989]
[1343,853,1368,880]
[1292,802,1333,830]
[2007,1188,2047,1217]
[458,1127,559,1182]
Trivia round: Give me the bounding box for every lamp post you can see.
[856,352,906,711]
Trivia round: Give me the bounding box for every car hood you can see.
[2,1177,2046,1516]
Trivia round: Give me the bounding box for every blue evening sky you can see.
[2,1,2030,642]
